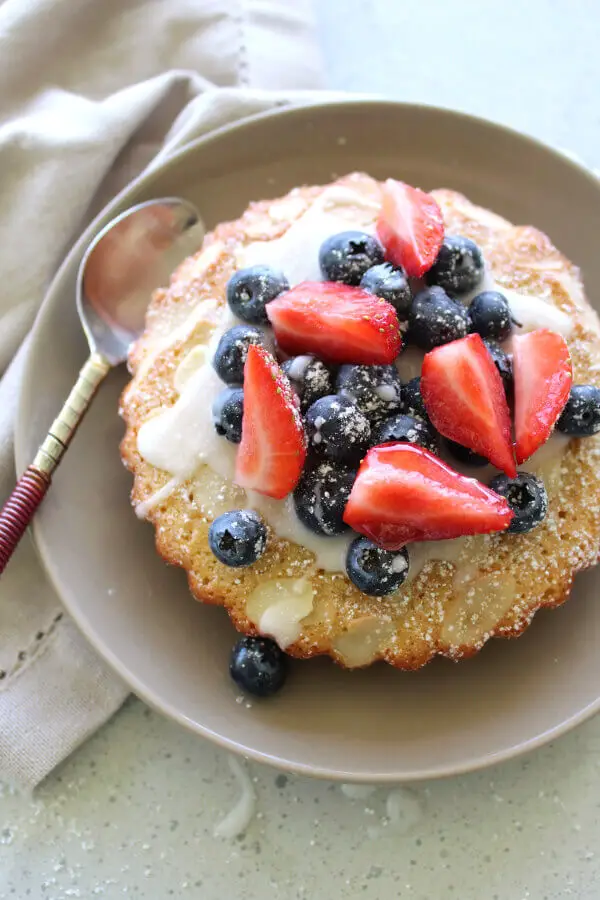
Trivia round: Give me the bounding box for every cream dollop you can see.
[239,184,380,286]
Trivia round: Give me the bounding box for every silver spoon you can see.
[0,197,202,573]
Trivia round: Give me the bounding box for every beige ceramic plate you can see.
[16,102,600,782]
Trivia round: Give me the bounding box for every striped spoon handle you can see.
[0,352,110,574]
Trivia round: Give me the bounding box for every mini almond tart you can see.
[120,173,600,669]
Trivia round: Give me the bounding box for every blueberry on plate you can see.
[373,413,439,455]
[360,262,412,317]
[305,395,371,465]
[336,364,403,426]
[556,384,600,437]
[488,472,548,534]
[226,265,289,324]
[408,286,469,350]
[346,536,409,596]
[282,355,333,413]
[445,438,488,467]
[208,510,267,566]
[212,387,244,443]
[213,324,264,385]
[401,376,430,423]
[469,291,512,342]
[293,461,355,536]
[484,340,513,399]
[230,636,287,697]
[319,230,384,285]
[426,235,485,296]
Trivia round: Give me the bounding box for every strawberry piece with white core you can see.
[512,329,572,464]
[376,179,445,278]
[343,443,514,550]
[266,281,401,365]
[421,333,516,477]
[236,345,307,499]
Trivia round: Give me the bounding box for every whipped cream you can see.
[247,577,316,649]
[503,286,573,338]
[461,269,573,337]
[239,185,380,286]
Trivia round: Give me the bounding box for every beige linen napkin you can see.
[0,0,325,789]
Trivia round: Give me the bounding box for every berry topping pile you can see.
[203,178,599,623]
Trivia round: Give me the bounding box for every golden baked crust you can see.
[120,173,600,669]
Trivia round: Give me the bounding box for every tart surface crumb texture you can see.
[120,173,600,670]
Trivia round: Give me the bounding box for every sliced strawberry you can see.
[512,329,572,464]
[266,281,401,365]
[343,443,513,549]
[236,345,306,499]
[376,179,444,278]
[421,333,516,477]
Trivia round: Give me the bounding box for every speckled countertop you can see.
[3,2,600,898]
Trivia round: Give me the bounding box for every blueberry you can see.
[229,636,287,697]
[336,364,403,426]
[346,537,409,596]
[212,387,244,443]
[484,340,513,399]
[208,510,267,567]
[360,262,412,317]
[305,395,371,465]
[293,462,355,536]
[469,291,512,341]
[401,376,430,423]
[213,324,264,385]
[408,286,469,350]
[556,385,600,437]
[319,231,384,285]
[488,472,548,534]
[373,413,439,455]
[226,265,289,324]
[282,355,333,413]
[426,235,485,296]
[445,439,488,467]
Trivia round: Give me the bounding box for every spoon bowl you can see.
[78,198,200,364]
[0,196,202,573]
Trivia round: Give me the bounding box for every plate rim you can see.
[16,98,600,782]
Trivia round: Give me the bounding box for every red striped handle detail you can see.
[0,467,50,573]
